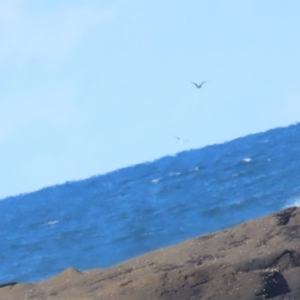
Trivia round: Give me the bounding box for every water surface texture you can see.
[1,124,300,283]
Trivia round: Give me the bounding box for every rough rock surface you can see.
[2,206,300,300]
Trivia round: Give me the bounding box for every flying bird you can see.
[176,136,189,144]
[191,81,206,89]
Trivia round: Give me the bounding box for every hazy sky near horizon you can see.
[1,0,300,199]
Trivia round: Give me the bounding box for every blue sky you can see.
[1,0,300,199]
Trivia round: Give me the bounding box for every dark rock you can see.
[275,207,297,226]
[0,282,17,288]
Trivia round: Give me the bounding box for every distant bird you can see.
[176,136,189,144]
[191,81,206,89]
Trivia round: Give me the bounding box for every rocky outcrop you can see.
[1,206,300,299]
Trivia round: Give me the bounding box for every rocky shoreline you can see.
[1,206,300,299]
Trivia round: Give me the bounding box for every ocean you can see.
[1,123,300,284]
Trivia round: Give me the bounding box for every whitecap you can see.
[284,197,300,208]
[151,178,161,184]
[46,220,59,226]
[242,158,252,163]
[168,172,181,176]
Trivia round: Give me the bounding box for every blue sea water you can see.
[1,123,300,284]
